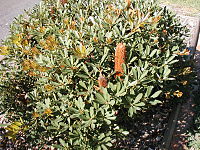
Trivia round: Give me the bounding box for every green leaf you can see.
[100,47,109,65]
[128,107,134,117]
[151,90,162,98]
[149,100,162,105]
[145,86,154,97]
[101,144,108,150]
[106,143,112,147]
[0,124,8,127]
[53,144,64,149]
[77,74,89,79]
[95,93,106,104]
[163,66,171,77]
[150,49,157,57]
[122,131,129,135]
[134,93,143,103]
[59,138,67,147]
[135,102,145,107]
[79,81,87,89]
[139,70,148,80]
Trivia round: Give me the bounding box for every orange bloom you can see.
[177,48,190,56]
[28,71,37,76]
[125,0,131,8]
[162,30,167,35]
[93,37,99,43]
[152,16,162,23]
[173,90,183,98]
[32,112,40,118]
[114,43,126,78]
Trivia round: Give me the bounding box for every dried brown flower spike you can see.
[114,43,126,78]
[98,74,108,88]
[60,0,67,5]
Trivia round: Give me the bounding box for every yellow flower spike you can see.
[31,47,40,55]
[44,84,54,91]
[44,108,53,115]
[39,40,46,47]
[12,34,22,47]
[39,26,46,33]
[0,46,9,55]
[22,49,30,55]
[70,21,76,30]
[29,60,39,69]
[64,18,69,25]
[22,59,31,71]
[38,66,48,72]
[74,44,87,58]
[106,37,112,44]
[45,35,58,50]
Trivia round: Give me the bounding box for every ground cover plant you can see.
[0,0,192,149]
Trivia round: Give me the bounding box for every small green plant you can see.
[0,0,191,149]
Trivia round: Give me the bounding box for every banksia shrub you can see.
[0,0,190,149]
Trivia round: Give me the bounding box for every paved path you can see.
[0,0,40,41]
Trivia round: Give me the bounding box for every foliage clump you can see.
[0,0,191,149]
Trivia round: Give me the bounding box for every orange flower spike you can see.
[98,74,108,88]
[114,43,126,78]
[125,0,131,8]
[32,112,40,118]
